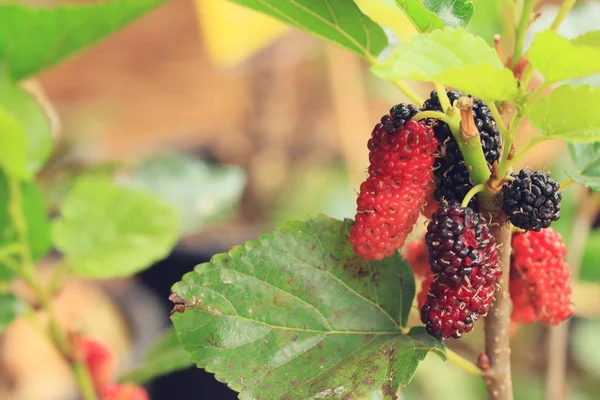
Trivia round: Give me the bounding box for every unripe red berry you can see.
[510,228,572,325]
[350,109,438,260]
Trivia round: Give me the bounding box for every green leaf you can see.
[395,0,473,32]
[124,155,246,236]
[226,0,388,61]
[52,177,180,278]
[528,30,600,83]
[119,328,193,384]
[572,31,600,48]
[373,27,518,101]
[466,0,506,45]
[566,143,600,190]
[0,106,27,179]
[0,293,23,331]
[0,69,52,175]
[0,172,51,279]
[171,216,442,399]
[0,1,166,80]
[530,85,600,143]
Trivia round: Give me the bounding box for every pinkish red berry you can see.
[510,228,572,325]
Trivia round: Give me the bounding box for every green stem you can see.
[461,184,487,208]
[559,178,574,190]
[389,79,424,106]
[550,0,577,31]
[512,0,535,67]
[7,177,98,400]
[447,348,483,376]
[435,83,451,112]
[412,110,455,126]
[489,103,509,141]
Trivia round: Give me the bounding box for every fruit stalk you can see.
[482,216,514,400]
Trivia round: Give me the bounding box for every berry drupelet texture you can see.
[350,104,438,260]
[501,169,561,231]
[423,90,501,205]
[510,229,572,325]
[420,201,501,339]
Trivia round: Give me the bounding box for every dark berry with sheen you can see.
[501,169,561,231]
[420,201,501,339]
[423,90,501,205]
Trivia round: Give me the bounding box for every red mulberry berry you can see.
[510,229,572,325]
[501,169,561,231]
[420,201,501,339]
[350,106,438,260]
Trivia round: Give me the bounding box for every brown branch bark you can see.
[545,189,600,400]
[483,215,514,400]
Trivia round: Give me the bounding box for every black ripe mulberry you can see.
[501,169,561,231]
[420,201,501,339]
[423,90,501,205]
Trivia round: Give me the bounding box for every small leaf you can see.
[52,177,180,278]
[171,216,442,399]
[123,154,246,236]
[572,31,600,48]
[565,142,600,190]
[0,1,166,80]
[395,0,473,32]
[0,172,51,278]
[528,30,600,83]
[0,106,27,179]
[530,85,600,143]
[0,69,52,175]
[373,27,518,101]
[119,328,193,384]
[226,0,388,61]
[0,293,23,331]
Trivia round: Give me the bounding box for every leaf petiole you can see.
[461,184,487,208]
[446,348,483,376]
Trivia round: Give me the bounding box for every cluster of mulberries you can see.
[419,202,501,339]
[349,104,438,260]
[510,228,572,325]
[423,90,501,206]
[350,93,569,341]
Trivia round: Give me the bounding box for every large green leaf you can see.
[529,30,600,83]
[0,70,52,175]
[52,177,179,278]
[373,27,518,101]
[0,172,51,280]
[530,85,600,144]
[466,0,507,45]
[123,155,245,237]
[119,328,193,384]
[395,0,473,32]
[0,293,23,332]
[0,1,166,80]
[572,31,600,48]
[171,216,443,399]
[226,0,388,61]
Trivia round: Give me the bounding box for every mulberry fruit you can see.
[510,229,572,325]
[350,105,438,260]
[501,169,561,231]
[425,201,501,287]
[420,201,501,339]
[423,90,501,205]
